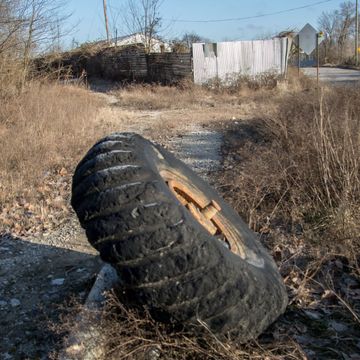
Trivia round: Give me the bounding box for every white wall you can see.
[116,33,171,53]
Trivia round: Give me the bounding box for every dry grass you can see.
[58,291,306,360]
[112,82,219,110]
[217,81,360,254]
[0,82,112,235]
[0,55,24,98]
[266,87,360,242]
[0,83,104,202]
[105,293,309,360]
[111,76,280,111]
[204,71,280,93]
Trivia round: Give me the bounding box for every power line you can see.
[165,0,336,23]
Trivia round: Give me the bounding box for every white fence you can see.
[192,38,291,84]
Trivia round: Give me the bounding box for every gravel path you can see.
[167,125,222,178]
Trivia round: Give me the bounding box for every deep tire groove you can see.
[71,166,148,203]
[76,181,161,223]
[108,228,202,266]
[74,150,138,184]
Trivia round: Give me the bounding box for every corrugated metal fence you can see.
[192,38,291,84]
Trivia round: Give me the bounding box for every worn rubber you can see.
[71,132,288,342]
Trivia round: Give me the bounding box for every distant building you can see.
[96,33,171,53]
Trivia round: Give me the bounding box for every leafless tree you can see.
[318,10,340,62]
[337,1,355,60]
[170,32,210,53]
[182,32,209,48]
[122,0,164,53]
[0,1,27,55]
[19,0,70,85]
[318,1,355,63]
[0,0,71,92]
[0,0,70,56]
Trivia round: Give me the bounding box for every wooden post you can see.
[316,33,320,87]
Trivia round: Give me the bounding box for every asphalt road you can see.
[302,67,360,86]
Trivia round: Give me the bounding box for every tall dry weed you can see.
[219,85,360,248]
[267,87,360,238]
[0,54,24,98]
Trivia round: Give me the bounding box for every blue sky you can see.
[63,0,345,46]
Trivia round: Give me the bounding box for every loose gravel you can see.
[166,125,222,178]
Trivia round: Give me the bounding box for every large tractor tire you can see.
[71,133,287,342]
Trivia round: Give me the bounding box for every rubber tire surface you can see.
[71,132,288,342]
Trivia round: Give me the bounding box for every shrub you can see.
[219,86,360,248]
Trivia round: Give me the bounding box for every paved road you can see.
[302,67,360,86]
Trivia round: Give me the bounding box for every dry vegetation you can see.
[59,292,306,360]
[219,85,360,250]
[112,81,235,111]
[0,83,104,198]
[112,73,278,111]
[0,83,109,235]
[3,1,358,358]
[212,74,360,359]
[70,71,358,359]
[52,72,360,359]
[1,57,359,358]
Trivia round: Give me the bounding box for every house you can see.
[96,33,171,53]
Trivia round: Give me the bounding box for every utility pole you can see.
[297,35,301,77]
[102,0,110,44]
[356,0,359,66]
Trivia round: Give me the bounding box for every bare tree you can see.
[0,1,27,55]
[337,1,355,60]
[170,32,210,53]
[0,0,70,56]
[20,0,70,85]
[318,1,355,63]
[0,0,71,92]
[182,32,209,48]
[318,10,340,62]
[122,0,163,53]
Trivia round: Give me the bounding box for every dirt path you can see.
[167,125,222,178]
[0,84,224,359]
